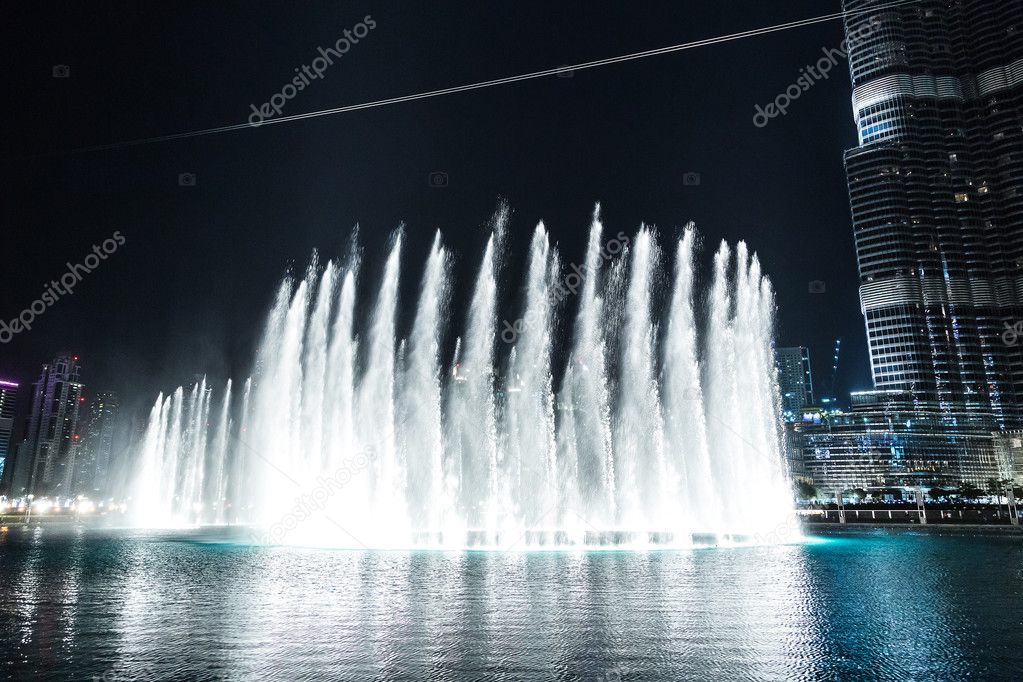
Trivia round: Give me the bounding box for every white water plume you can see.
[128,205,795,548]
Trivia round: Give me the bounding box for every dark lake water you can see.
[0,527,1021,681]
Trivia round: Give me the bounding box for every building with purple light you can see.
[0,379,18,481]
[8,355,84,497]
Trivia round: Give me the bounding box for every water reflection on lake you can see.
[0,527,1020,680]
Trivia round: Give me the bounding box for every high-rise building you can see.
[8,355,85,497]
[776,347,815,421]
[0,379,18,482]
[776,347,816,485]
[842,0,1023,428]
[73,391,120,496]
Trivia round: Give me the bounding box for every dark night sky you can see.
[0,1,869,426]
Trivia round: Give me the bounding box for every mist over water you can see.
[129,205,794,548]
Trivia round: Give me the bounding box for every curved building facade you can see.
[843,0,1023,429]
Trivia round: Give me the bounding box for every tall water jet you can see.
[661,227,715,532]
[359,233,406,540]
[270,275,309,512]
[324,267,358,487]
[732,243,761,508]
[131,393,166,527]
[560,206,617,525]
[447,233,501,532]
[179,378,211,521]
[402,231,451,535]
[230,377,252,523]
[161,388,183,523]
[301,261,335,475]
[505,223,559,531]
[704,241,742,531]
[614,227,667,529]
[208,379,231,524]
[736,253,793,535]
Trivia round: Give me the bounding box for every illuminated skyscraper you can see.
[73,391,120,496]
[8,355,85,497]
[0,379,18,481]
[776,347,814,421]
[842,0,1023,428]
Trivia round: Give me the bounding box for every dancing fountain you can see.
[130,205,795,548]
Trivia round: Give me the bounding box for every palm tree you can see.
[954,482,984,501]
[794,480,818,501]
[840,488,867,503]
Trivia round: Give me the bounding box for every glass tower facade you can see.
[73,391,120,496]
[8,355,85,497]
[776,347,815,421]
[842,0,1023,428]
[0,380,18,482]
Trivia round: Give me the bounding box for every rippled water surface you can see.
[1,528,1021,680]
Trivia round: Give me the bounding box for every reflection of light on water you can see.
[55,531,87,657]
[1,529,1012,679]
[14,531,43,649]
[116,538,165,665]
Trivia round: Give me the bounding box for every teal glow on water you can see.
[0,528,1021,680]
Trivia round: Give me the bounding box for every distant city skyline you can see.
[1,356,129,499]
